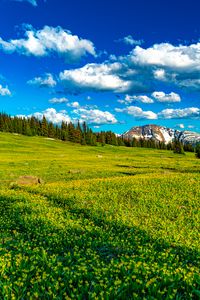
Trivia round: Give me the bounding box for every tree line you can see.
[0,113,198,155]
[0,113,97,145]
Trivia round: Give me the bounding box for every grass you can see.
[0,132,199,299]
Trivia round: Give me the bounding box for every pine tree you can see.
[195,143,200,158]
[68,122,76,142]
[167,142,173,150]
[41,116,48,137]
[29,116,37,136]
[48,122,55,138]
[173,139,185,154]
[100,132,106,146]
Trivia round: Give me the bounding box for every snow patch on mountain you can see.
[122,124,200,145]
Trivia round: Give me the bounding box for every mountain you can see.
[175,130,200,144]
[122,124,200,145]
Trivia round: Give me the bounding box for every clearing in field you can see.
[0,133,199,299]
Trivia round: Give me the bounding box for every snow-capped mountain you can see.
[122,124,200,145]
[175,130,200,144]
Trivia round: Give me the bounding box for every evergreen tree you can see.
[167,142,173,150]
[73,129,82,143]
[1,111,198,153]
[41,116,48,137]
[173,139,185,154]
[81,136,86,145]
[183,143,194,152]
[48,122,55,138]
[68,122,76,142]
[195,143,200,158]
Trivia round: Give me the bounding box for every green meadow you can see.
[0,132,199,299]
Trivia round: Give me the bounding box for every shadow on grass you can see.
[116,164,150,169]
[0,193,199,299]
[117,164,200,175]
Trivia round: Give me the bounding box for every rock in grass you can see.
[15,175,43,185]
[68,169,82,174]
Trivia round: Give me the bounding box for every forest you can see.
[0,113,196,153]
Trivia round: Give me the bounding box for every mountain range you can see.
[122,124,200,145]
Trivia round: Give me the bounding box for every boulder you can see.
[16,175,43,185]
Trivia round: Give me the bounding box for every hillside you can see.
[123,124,200,145]
[0,133,199,299]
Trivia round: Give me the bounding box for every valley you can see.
[0,133,199,299]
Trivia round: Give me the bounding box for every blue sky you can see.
[0,0,200,133]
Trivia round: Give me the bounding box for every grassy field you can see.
[0,132,199,299]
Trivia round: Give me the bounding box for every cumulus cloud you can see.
[67,101,80,108]
[73,108,118,125]
[131,43,200,70]
[108,41,200,92]
[0,84,11,96]
[158,107,200,119]
[32,108,71,124]
[58,41,200,95]
[153,69,166,80]
[117,91,180,105]
[60,62,132,93]
[116,35,144,46]
[125,42,200,90]
[49,97,68,104]
[0,25,96,61]
[115,106,157,119]
[118,94,154,104]
[152,91,181,103]
[115,105,200,120]
[27,73,56,88]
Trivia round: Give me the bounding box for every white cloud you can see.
[73,108,118,125]
[0,84,11,96]
[118,92,180,105]
[60,62,132,93]
[158,107,200,119]
[153,69,166,80]
[115,105,200,120]
[49,97,68,104]
[131,43,200,70]
[117,35,144,46]
[84,104,98,109]
[109,54,117,61]
[27,73,56,88]
[177,79,200,90]
[115,106,157,119]
[133,95,154,104]
[188,125,195,129]
[0,25,96,61]
[58,41,200,95]
[67,101,80,108]
[152,91,181,103]
[118,41,200,91]
[32,108,71,124]
[118,94,154,104]
[176,123,185,129]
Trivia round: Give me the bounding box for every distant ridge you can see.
[122,124,200,145]
[176,130,200,145]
